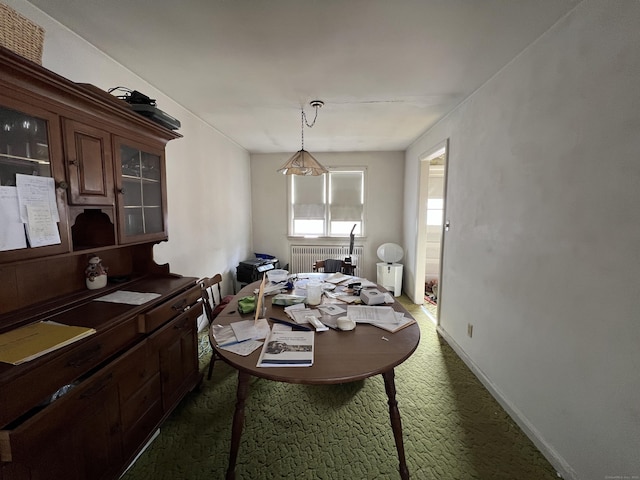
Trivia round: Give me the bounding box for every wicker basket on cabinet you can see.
[0,3,44,64]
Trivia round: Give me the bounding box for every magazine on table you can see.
[256,328,314,367]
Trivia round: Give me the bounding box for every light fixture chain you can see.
[301,101,321,150]
[302,103,320,128]
[300,109,305,150]
[277,100,327,176]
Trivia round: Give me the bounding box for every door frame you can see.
[414,139,449,324]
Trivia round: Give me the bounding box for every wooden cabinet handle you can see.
[171,299,188,312]
[68,159,78,166]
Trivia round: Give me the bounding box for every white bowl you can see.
[267,269,288,283]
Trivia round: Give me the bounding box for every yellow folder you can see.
[0,321,96,365]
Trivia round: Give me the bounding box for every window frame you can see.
[287,166,367,238]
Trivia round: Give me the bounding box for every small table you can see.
[214,277,420,479]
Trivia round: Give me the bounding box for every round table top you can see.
[213,278,421,385]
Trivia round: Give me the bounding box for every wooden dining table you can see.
[213,275,421,479]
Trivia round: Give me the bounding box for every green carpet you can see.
[122,298,558,479]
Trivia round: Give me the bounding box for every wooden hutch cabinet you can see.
[0,47,202,480]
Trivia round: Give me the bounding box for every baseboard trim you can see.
[435,325,577,480]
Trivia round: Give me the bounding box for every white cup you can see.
[306,281,322,306]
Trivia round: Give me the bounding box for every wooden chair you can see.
[312,259,356,275]
[199,274,234,379]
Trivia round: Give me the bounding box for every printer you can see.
[236,257,280,286]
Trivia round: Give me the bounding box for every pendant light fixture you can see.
[277,100,328,176]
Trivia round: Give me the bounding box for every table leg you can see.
[382,369,410,480]
[226,370,251,480]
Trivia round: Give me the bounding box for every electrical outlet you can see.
[467,323,473,338]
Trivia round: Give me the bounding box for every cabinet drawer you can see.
[115,340,159,402]
[0,317,139,428]
[138,285,201,333]
[121,373,162,433]
[120,373,162,456]
[0,367,121,467]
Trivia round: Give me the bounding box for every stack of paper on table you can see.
[324,272,353,284]
[230,318,270,342]
[0,321,96,365]
[316,304,346,316]
[210,324,237,346]
[370,314,416,333]
[285,304,346,330]
[286,308,322,324]
[346,305,416,333]
[257,328,314,367]
[325,291,361,303]
[210,319,269,356]
[347,305,397,324]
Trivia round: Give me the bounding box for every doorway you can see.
[415,140,449,324]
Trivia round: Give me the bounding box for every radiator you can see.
[290,245,364,275]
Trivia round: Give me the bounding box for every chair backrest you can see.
[313,259,344,273]
[199,274,223,324]
[324,259,344,273]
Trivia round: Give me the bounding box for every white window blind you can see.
[289,168,365,237]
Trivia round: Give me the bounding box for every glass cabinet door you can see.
[0,101,70,259]
[0,106,51,185]
[115,137,167,243]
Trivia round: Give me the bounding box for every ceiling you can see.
[28,0,579,154]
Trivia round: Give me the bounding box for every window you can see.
[289,168,365,237]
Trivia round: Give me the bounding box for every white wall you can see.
[8,0,253,295]
[250,151,404,281]
[404,1,640,479]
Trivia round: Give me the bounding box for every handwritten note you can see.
[16,174,59,223]
[25,204,61,247]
